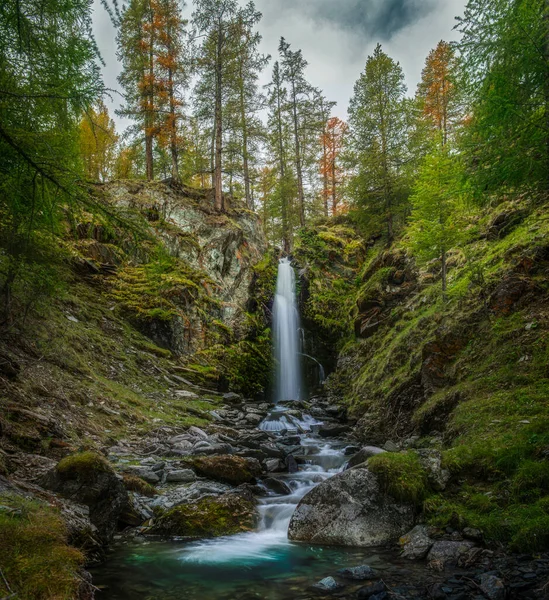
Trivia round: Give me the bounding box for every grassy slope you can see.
[303,198,549,551]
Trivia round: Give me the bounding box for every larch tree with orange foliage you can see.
[117,0,187,181]
[320,117,348,217]
[417,40,460,146]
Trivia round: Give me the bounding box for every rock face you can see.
[101,180,267,345]
[288,468,414,547]
[399,525,434,560]
[40,452,128,544]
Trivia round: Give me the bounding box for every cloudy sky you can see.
[93,0,467,130]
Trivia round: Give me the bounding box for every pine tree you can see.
[192,0,241,211]
[457,0,549,196]
[407,145,466,294]
[348,44,409,241]
[320,117,348,216]
[0,0,104,321]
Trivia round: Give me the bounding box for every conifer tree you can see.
[79,102,119,182]
[348,44,409,241]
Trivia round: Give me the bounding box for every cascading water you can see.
[273,258,301,403]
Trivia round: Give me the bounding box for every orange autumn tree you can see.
[320,117,348,216]
[118,0,187,181]
[417,40,460,146]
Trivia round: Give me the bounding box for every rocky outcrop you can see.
[100,180,267,337]
[191,454,262,485]
[288,468,414,547]
[40,452,128,544]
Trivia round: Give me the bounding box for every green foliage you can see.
[368,451,429,506]
[0,494,84,599]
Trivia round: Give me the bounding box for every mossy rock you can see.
[122,474,159,497]
[368,451,429,506]
[152,492,259,537]
[191,455,262,485]
[56,451,112,481]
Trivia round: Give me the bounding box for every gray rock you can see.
[318,423,350,438]
[312,576,343,593]
[383,440,399,452]
[192,443,234,456]
[262,477,292,495]
[427,540,475,569]
[337,565,376,580]
[285,455,298,473]
[223,392,243,404]
[288,468,414,547]
[347,446,386,469]
[416,449,450,491]
[463,527,483,541]
[188,426,209,440]
[165,469,196,483]
[123,466,160,484]
[480,574,506,600]
[400,525,434,560]
[265,459,285,472]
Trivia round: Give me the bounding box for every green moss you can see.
[122,474,159,497]
[57,451,111,480]
[0,494,84,599]
[153,494,257,537]
[368,452,429,506]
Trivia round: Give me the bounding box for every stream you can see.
[91,413,434,600]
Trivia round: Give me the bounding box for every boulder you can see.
[357,582,387,599]
[347,446,386,470]
[318,423,350,438]
[191,455,262,485]
[151,490,258,537]
[223,392,243,404]
[122,466,161,484]
[40,452,127,543]
[288,468,414,547]
[399,525,434,560]
[427,540,475,570]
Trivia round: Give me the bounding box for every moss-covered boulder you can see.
[152,491,259,537]
[191,455,262,485]
[41,451,128,543]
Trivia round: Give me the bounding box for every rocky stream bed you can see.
[63,393,549,600]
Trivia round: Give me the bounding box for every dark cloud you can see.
[277,0,437,41]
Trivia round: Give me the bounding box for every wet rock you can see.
[285,455,298,473]
[288,468,414,547]
[480,574,506,600]
[336,565,376,580]
[368,593,388,600]
[427,540,475,570]
[191,455,262,485]
[318,423,350,438]
[311,576,344,593]
[347,446,386,469]
[119,493,153,527]
[400,525,434,560]
[262,477,292,495]
[41,452,127,544]
[383,440,399,452]
[357,582,387,599]
[416,449,450,491]
[151,490,259,537]
[165,469,196,483]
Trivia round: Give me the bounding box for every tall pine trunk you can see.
[291,82,305,227]
[214,27,224,211]
[239,64,252,209]
[322,131,329,217]
[276,80,290,253]
[168,65,179,180]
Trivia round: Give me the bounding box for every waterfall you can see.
[273,258,301,403]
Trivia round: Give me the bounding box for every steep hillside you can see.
[301,197,549,551]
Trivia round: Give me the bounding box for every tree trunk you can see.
[276,79,290,253]
[214,26,224,211]
[322,130,329,217]
[145,6,155,181]
[239,61,252,209]
[331,142,337,216]
[168,65,179,180]
[291,81,305,227]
